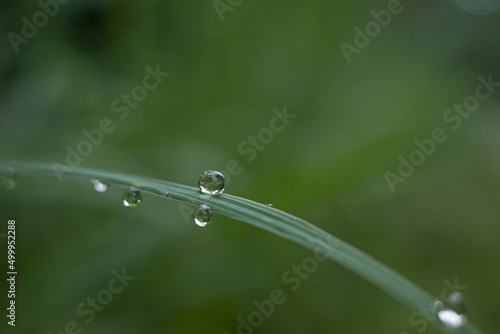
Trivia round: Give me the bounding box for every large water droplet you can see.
[123,188,142,208]
[266,204,274,208]
[193,204,212,227]
[198,170,225,194]
[91,179,109,193]
[1,168,18,190]
[434,292,467,328]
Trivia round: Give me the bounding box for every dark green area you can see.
[1,1,499,333]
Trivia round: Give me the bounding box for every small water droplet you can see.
[1,168,18,190]
[193,204,212,227]
[433,300,444,311]
[123,187,142,208]
[198,170,225,194]
[267,204,274,208]
[445,292,467,314]
[159,191,171,198]
[434,292,467,328]
[91,179,109,193]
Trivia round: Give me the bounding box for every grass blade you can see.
[0,161,483,334]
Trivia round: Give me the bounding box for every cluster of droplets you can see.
[87,170,226,225]
[434,292,467,328]
[1,167,18,190]
[89,179,144,209]
[2,168,261,229]
[2,168,234,229]
[192,170,226,227]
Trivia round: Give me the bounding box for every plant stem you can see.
[0,161,484,334]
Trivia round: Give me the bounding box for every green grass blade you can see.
[0,161,483,334]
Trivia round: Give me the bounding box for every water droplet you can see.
[444,292,466,314]
[193,204,212,227]
[267,204,274,208]
[159,191,171,198]
[433,300,444,311]
[123,188,142,208]
[91,179,109,193]
[198,170,225,194]
[434,292,467,328]
[436,309,467,328]
[1,168,18,190]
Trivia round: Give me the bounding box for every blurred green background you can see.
[1,0,499,333]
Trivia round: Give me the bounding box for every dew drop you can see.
[267,204,274,208]
[1,168,18,190]
[91,179,109,193]
[444,292,466,315]
[436,310,467,328]
[193,204,212,227]
[198,170,225,194]
[159,191,171,198]
[123,187,142,208]
[434,292,467,328]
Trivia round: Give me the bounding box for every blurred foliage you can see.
[1,0,500,333]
